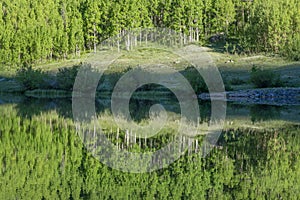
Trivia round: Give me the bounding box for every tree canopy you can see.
[0,0,299,67]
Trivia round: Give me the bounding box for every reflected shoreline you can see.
[0,94,299,124]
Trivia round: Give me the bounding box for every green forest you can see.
[0,0,299,67]
[1,1,300,199]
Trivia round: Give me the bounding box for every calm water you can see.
[2,94,300,123]
[1,95,300,199]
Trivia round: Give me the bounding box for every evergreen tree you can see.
[202,0,214,37]
[213,0,235,36]
[0,0,299,66]
[82,0,103,53]
[0,1,6,63]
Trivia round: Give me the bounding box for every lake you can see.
[1,95,300,199]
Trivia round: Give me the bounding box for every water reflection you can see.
[0,104,299,199]
[250,105,281,123]
[1,95,300,198]
[1,95,300,124]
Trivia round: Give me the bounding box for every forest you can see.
[0,0,299,67]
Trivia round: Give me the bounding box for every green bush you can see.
[56,64,81,90]
[182,66,234,93]
[250,66,284,88]
[56,63,98,91]
[98,67,133,92]
[283,34,300,61]
[224,80,233,91]
[230,78,246,85]
[16,65,50,90]
[181,67,208,93]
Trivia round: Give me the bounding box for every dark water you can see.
[2,93,300,124]
[1,95,300,199]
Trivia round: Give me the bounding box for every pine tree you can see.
[0,1,6,63]
[147,0,159,27]
[202,0,214,37]
[64,0,84,57]
[0,0,299,67]
[184,0,204,43]
[213,0,235,37]
[82,0,103,53]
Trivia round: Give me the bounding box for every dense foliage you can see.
[0,0,299,67]
[16,65,51,90]
[250,66,283,88]
[56,64,81,90]
[14,64,216,93]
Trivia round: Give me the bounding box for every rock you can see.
[225,59,234,64]
[199,87,300,106]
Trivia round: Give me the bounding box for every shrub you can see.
[16,65,50,90]
[181,67,208,93]
[56,63,98,91]
[250,66,284,88]
[230,78,246,85]
[283,34,300,61]
[56,64,81,90]
[224,80,233,91]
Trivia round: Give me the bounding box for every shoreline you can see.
[1,87,300,106]
[199,87,300,106]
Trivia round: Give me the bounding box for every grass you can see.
[0,65,17,78]
[79,45,300,91]
[224,118,300,132]
[210,52,300,90]
[88,47,190,73]
[0,54,90,78]
[0,44,300,92]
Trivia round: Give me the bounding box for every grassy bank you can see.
[0,46,299,95]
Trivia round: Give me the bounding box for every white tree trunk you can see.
[93,23,97,53]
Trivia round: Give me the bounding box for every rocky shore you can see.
[1,76,300,106]
[199,88,300,106]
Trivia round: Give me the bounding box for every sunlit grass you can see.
[1,45,299,91]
